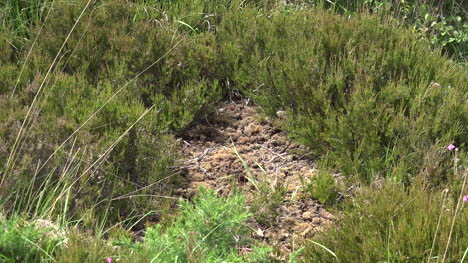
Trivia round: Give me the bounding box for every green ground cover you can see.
[0,0,466,262]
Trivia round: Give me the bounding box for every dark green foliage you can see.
[216,8,467,183]
[302,177,468,262]
[0,0,223,223]
[0,0,466,262]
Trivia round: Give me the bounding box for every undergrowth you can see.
[0,0,466,262]
[303,175,467,262]
[133,187,273,263]
[0,215,64,262]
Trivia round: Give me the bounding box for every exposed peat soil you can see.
[175,99,334,259]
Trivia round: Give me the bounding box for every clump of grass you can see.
[0,0,52,38]
[301,171,341,206]
[302,175,467,262]
[233,148,288,227]
[55,229,122,263]
[250,177,288,227]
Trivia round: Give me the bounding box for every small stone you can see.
[256,228,264,237]
[203,163,212,170]
[297,223,312,237]
[238,136,250,144]
[312,217,322,224]
[245,123,262,136]
[214,136,225,143]
[278,205,289,213]
[302,211,314,220]
[276,110,287,119]
[192,173,205,181]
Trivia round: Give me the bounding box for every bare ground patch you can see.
[175,99,334,259]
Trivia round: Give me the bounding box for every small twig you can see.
[261,146,287,159]
[263,156,277,164]
[196,148,211,161]
[195,160,211,178]
[188,148,212,178]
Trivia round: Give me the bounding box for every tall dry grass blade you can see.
[232,147,259,190]
[45,104,157,216]
[442,168,467,263]
[10,0,56,98]
[308,240,340,262]
[428,189,449,263]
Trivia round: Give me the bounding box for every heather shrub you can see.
[302,171,341,206]
[216,7,467,183]
[0,0,223,223]
[0,1,466,262]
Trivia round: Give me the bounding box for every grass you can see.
[0,0,466,262]
[303,173,467,262]
[301,171,341,206]
[0,215,64,262]
[234,147,289,227]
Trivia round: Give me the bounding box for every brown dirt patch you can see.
[175,100,334,260]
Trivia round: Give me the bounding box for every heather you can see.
[0,0,466,262]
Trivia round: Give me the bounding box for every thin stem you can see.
[441,168,467,262]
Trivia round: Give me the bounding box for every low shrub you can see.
[302,171,341,206]
[216,7,467,184]
[0,0,223,223]
[131,187,272,262]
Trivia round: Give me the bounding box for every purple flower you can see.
[107,258,112,263]
[433,82,441,88]
[447,144,456,151]
[464,195,468,202]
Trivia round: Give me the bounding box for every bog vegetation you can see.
[0,0,466,262]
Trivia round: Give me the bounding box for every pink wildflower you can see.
[107,258,112,263]
[433,82,441,88]
[463,195,468,202]
[447,144,456,151]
